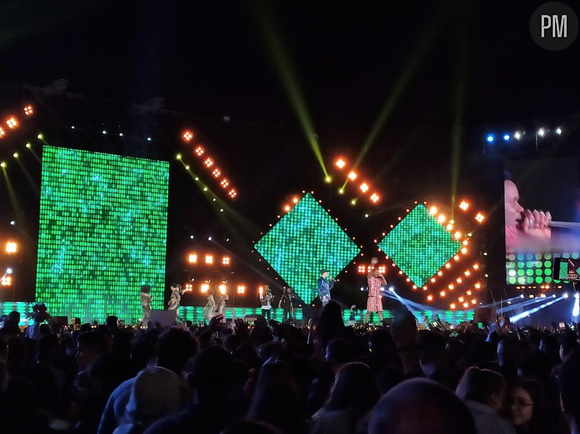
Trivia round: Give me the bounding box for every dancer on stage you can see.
[259,285,274,320]
[279,286,294,321]
[365,257,386,325]
[140,285,152,326]
[317,270,334,307]
[203,287,216,324]
[167,283,184,312]
[216,286,229,315]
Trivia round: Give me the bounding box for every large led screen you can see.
[254,193,360,303]
[505,157,580,285]
[36,146,169,321]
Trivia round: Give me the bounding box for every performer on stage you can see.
[140,285,152,326]
[279,286,294,321]
[203,287,216,324]
[317,270,334,307]
[259,285,274,320]
[216,286,229,315]
[167,283,183,312]
[365,257,386,324]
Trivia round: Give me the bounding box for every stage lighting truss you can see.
[327,156,382,205]
[377,199,485,309]
[177,127,240,200]
[0,105,34,142]
[186,252,232,267]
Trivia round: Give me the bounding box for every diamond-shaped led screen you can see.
[378,204,462,287]
[254,193,360,302]
[35,146,169,322]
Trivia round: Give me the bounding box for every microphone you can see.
[549,221,580,230]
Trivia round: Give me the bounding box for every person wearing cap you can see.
[317,270,335,307]
[112,366,188,434]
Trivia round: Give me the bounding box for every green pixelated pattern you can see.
[35,146,169,322]
[378,204,462,287]
[254,193,360,303]
[506,252,579,285]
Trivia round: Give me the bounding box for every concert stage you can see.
[0,301,475,327]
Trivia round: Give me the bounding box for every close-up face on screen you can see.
[505,157,580,285]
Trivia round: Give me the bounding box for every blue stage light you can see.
[486,135,495,143]
[503,134,510,141]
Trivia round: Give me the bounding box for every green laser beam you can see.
[252,0,328,177]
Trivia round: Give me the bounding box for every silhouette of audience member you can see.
[369,378,476,434]
[456,367,515,434]
[311,362,381,434]
[221,420,283,434]
[560,349,580,434]
[144,345,235,434]
[417,331,460,390]
[113,367,188,434]
[98,328,197,434]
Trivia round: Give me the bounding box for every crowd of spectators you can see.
[1,303,580,434]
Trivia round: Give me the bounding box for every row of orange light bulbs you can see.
[0,275,12,287]
[333,157,381,204]
[187,253,231,266]
[0,105,34,139]
[181,130,238,200]
[183,282,267,296]
[357,265,387,274]
[384,200,484,308]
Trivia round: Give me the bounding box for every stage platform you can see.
[0,302,475,326]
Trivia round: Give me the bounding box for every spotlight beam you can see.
[348,8,446,180]
[252,1,328,178]
[15,157,40,196]
[511,296,565,323]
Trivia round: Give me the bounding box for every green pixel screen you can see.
[506,252,573,285]
[378,204,462,287]
[35,146,169,322]
[254,193,360,303]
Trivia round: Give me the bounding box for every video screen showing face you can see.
[505,157,580,285]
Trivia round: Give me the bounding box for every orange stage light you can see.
[222,256,231,266]
[6,117,18,129]
[212,168,221,178]
[203,158,214,168]
[220,178,230,189]
[24,105,34,116]
[5,242,18,254]
[194,146,205,156]
[475,213,485,223]
[359,183,369,193]
[182,130,194,142]
[335,158,346,169]
[459,201,470,211]
[348,171,357,181]
[370,193,380,203]
[205,255,214,265]
[228,189,237,199]
[188,253,198,264]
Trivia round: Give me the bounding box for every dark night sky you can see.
[1,0,579,305]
